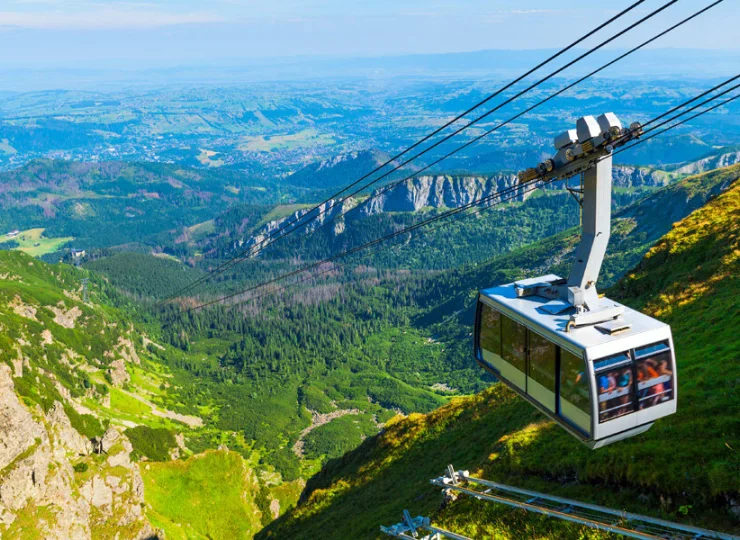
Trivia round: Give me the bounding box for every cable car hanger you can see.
[475,113,677,449]
[517,113,643,330]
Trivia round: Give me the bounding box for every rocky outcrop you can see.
[107,359,130,387]
[116,337,141,365]
[0,366,154,539]
[239,197,358,253]
[672,150,740,175]
[0,364,45,474]
[10,295,37,320]
[49,303,83,329]
[46,402,93,456]
[362,173,522,214]
[612,165,671,188]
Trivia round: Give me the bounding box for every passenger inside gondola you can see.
[598,365,634,422]
[638,356,674,409]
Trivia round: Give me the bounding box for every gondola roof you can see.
[479,274,669,353]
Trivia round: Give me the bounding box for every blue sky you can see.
[1,1,738,67]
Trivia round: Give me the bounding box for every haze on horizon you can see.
[1,0,738,70]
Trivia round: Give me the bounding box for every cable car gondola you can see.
[474,113,677,449]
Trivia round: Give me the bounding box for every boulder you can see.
[107,359,130,387]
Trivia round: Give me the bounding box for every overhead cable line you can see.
[177,77,737,314]
[236,0,720,257]
[612,92,740,159]
[636,73,740,131]
[164,0,705,309]
[203,0,680,264]
[155,0,655,304]
[180,180,547,312]
[633,82,740,138]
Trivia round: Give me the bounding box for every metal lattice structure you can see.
[429,466,740,540]
[380,510,472,540]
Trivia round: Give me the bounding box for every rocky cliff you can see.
[242,163,671,250]
[671,149,740,175]
[361,173,522,214]
[239,197,358,252]
[0,364,154,539]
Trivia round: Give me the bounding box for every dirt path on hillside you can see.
[123,387,203,428]
[292,408,360,457]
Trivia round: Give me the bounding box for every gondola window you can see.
[527,331,556,411]
[596,352,636,423]
[501,314,527,390]
[559,349,591,434]
[479,304,502,356]
[635,342,674,410]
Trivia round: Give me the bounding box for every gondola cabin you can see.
[475,113,677,448]
[475,275,677,449]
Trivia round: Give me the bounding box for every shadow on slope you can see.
[259,167,740,539]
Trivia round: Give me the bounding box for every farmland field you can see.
[8,228,74,257]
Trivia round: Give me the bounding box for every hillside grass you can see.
[257,203,314,226]
[141,450,263,539]
[260,172,740,539]
[8,228,73,257]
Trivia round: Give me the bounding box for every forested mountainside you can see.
[0,251,292,538]
[0,159,284,252]
[260,164,740,540]
[2,162,738,539]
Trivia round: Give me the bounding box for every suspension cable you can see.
[155,0,669,304]
[176,78,737,313]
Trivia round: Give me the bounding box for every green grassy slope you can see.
[0,251,274,537]
[142,450,262,539]
[260,169,740,539]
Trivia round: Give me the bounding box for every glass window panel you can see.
[559,349,591,434]
[594,352,631,372]
[597,363,635,423]
[478,304,501,356]
[560,350,590,415]
[528,332,556,393]
[636,347,674,410]
[635,341,671,359]
[501,315,526,373]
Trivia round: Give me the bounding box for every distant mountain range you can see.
[2,49,738,90]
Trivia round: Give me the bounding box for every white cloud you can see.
[0,8,224,29]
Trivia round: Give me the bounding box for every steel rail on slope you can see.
[385,528,471,540]
[430,469,740,540]
[381,511,472,540]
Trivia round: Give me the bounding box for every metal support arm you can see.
[515,113,642,328]
[567,154,612,311]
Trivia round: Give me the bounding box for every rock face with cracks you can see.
[0,365,154,539]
